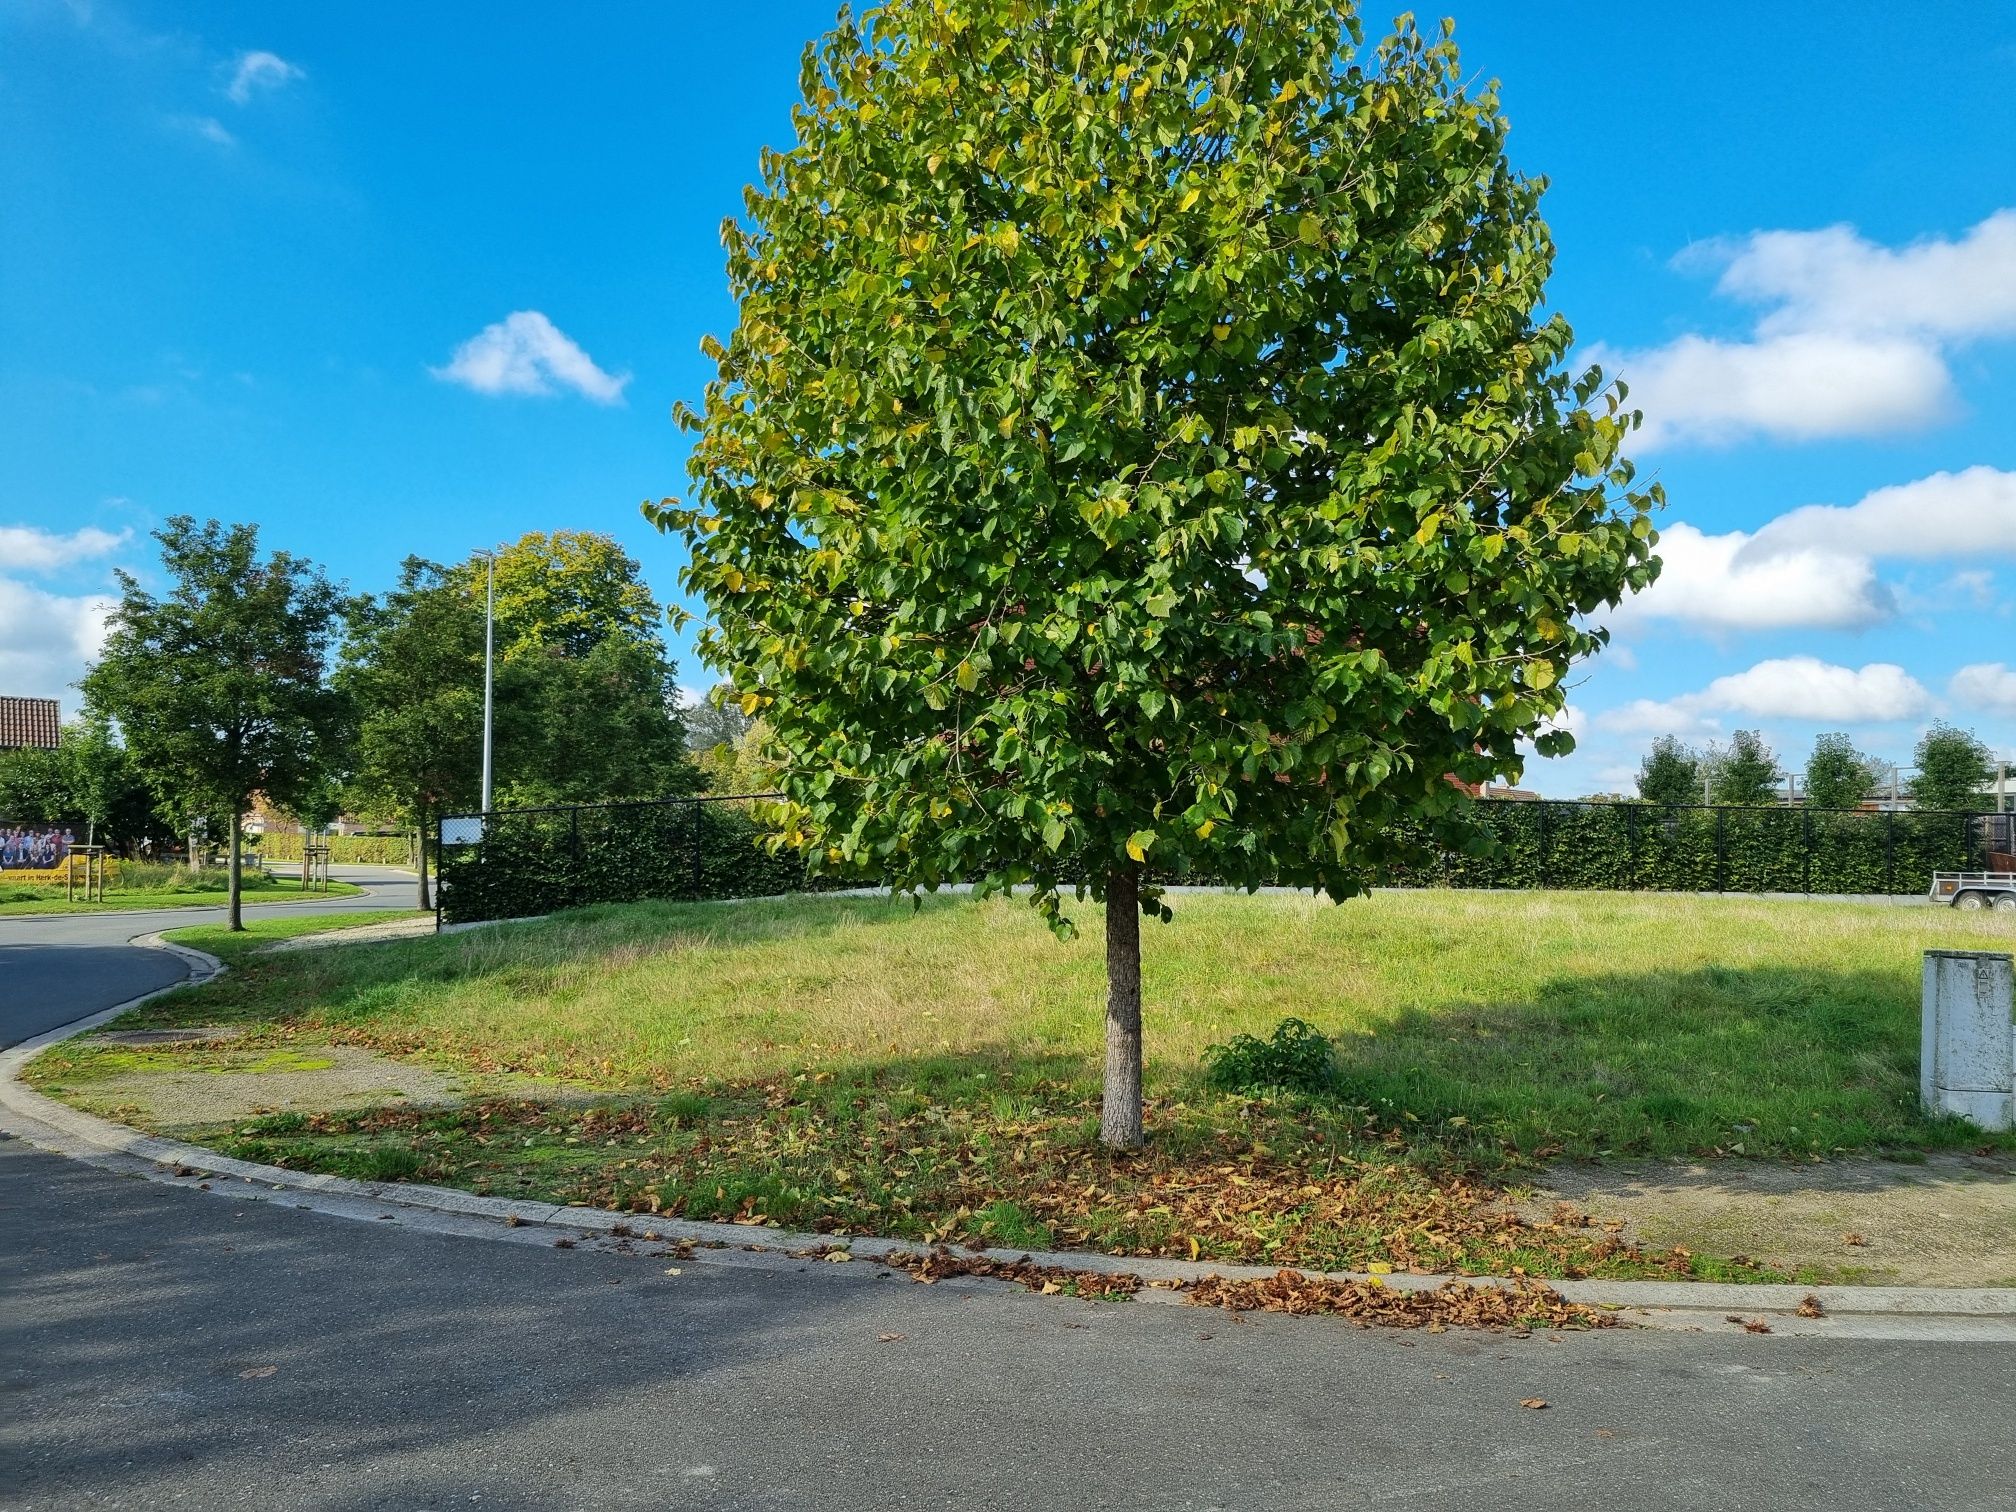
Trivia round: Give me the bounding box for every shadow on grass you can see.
[1313,964,2014,1163]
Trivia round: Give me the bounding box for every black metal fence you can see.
[434,794,2014,926]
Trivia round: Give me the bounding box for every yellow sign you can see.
[2,861,119,885]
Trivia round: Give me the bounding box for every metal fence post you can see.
[1538,802,1551,888]
[1714,806,1726,894]
[432,812,443,933]
[1885,810,1896,894]
[690,800,702,898]
[1624,802,1637,890]
[1802,808,1813,895]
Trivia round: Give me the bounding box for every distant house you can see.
[0,696,60,752]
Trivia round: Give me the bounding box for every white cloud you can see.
[1743,466,2016,563]
[1610,521,1892,633]
[1717,210,2016,342]
[1598,657,1935,735]
[1599,210,2016,448]
[1610,466,2016,635]
[431,312,630,406]
[227,50,304,105]
[1952,664,2016,718]
[1596,332,1951,449]
[1595,699,1722,739]
[0,578,117,710]
[170,114,236,148]
[0,524,132,575]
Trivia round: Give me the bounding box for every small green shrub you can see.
[1203,1017,1338,1095]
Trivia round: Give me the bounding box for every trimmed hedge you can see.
[438,799,822,924]
[254,832,416,866]
[437,796,2006,925]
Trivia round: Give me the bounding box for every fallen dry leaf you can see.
[238,1365,278,1380]
[1796,1295,1825,1319]
[876,1331,906,1342]
[1841,1232,1867,1247]
[1726,1315,1773,1334]
[1519,1398,1548,1410]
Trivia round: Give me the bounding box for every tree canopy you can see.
[1636,736,1701,807]
[1914,723,1992,813]
[1804,732,1876,812]
[81,516,353,928]
[652,0,1660,1144]
[1705,730,1781,808]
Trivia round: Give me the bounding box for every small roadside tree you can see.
[1705,730,1780,807]
[1914,722,1992,812]
[81,517,352,930]
[1636,736,1701,807]
[1804,732,1876,812]
[654,1,1660,1146]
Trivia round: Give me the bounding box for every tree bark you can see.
[1100,864,1145,1149]
[227,810,244,932]
[415,812,432,912]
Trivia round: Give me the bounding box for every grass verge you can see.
[0,877,363,915]
[32,889,2015,1284]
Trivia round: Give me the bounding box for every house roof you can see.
[0,696,61,751]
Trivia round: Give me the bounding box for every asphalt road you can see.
[5,877,2016,1509]
[0,867,419,1048]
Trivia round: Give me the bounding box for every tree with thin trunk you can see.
[652,0,1660,1147]
[1636,736,1701,808]
[1913,722,1992,813]
[1803,732,1876,812]
[81,517,351,931]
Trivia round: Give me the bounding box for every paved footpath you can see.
[4,884,2015,1509]
[0,866,418,1048]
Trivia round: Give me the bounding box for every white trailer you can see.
[1930,872,2016,911]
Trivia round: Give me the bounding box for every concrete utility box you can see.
[1922,950,2016,1131]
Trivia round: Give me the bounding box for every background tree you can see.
[1914,722,1992,812]
[1705,730,1780,807]
[653,1,1660,1147]
[1804,732,1876,811]
[475,533,697,807]
[81,517,352,929]
[684,682,756,754]
[1636,736,1701,807]
[339,557,487,908]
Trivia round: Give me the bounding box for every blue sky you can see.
[4,0,2014,795]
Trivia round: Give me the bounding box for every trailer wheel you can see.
[1956,891,1989,910]
[1995,895,2016,913]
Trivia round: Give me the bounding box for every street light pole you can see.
[475,549,496,812]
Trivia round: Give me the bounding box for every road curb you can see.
[6,934,2016,1341]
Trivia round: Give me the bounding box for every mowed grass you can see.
[56,888,2013,1282]
[0,876,363,916]
[165,909,426,966]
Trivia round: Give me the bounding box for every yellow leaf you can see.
[1125,838,1146,862]
[738,692,761,717]
[1187,1235,1201,1261]
[1195,819,1215,839]
[1039,1279,1063,1295]
[1368,1261,1393,1275]
[1178,186,1201,212]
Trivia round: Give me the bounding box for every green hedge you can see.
[1384,802,1986,894]
[254,832,415,866]
[438,796,2002,925]
[438,800,822,924]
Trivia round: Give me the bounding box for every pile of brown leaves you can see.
[1183,1269,1617,1332]
[870,1246,1613,1331]
[879,1247,1146,1300]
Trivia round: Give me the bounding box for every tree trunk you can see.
[1100,864,1145,1149]
[415,812,432,912]
[227,811,244,932]
[186,824,199,873]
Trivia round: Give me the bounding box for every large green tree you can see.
[1914,722,1992,813]
[653,1,1660,1146]
[1636,736,1701,807]
[1804,732,1876,812]
[1705,729,1781,807]
[81,517,352,929]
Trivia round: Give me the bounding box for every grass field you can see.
[0,875,363,916]
[33,889,2016,1282]
[165,909,428,965]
